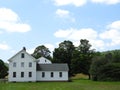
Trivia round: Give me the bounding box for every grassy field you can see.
[0,79,120,90]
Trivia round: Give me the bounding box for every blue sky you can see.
[0,0,120,62]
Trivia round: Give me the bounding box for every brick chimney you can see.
[23,47,26,51]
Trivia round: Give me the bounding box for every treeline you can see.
[0,59,8,79]
[32,39,120,81]
[0,39,120,81]
[32,39,94,79]
[90,50,120,81]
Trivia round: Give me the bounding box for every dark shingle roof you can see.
[37,64,69,71]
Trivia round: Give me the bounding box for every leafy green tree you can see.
[0,59,8,78]
[90,55,108,81]
[112,50,120,63]
[53,40,75,76]
[72,39,95,79]
[90,50,120,81]
[32,45,51,59]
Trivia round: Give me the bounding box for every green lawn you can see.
[0,80,120,90]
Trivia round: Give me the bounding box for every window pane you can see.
[42,72,45,78]
[21,62,24,67]
[21,72,24,77]
[51,72,53,77]
[13,62,16,67]
[29,72,32,77]
[21,53,25,58]
[29,62,32,67]
[13,72,16,78]
[59,72,62,77]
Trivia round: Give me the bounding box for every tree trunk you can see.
[88,74,91,80]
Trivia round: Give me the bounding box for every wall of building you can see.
[36,71,68,81]
[37,57,52,64]
[9,50,36,82]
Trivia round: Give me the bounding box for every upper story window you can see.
[21,53,25,58]
[21,62,24,67]
[29,62,32,67]
[13,62,16,67]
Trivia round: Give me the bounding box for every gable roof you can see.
[37,64,69,71]
[8,48,36,62]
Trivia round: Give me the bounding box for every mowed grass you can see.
[0,79,120,90]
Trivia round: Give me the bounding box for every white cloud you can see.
[55,9,75,22]
[100,20,120,47]
[54,29,74,38]
[100,29,120,40]
[68,28,98,40]
[91,0,120,5]
[0,43,10,50]
[107,20,120,30]
[44,44,55,52]
[56,9,70,18]
[54,20,120,51]
[54,28,98,40]
[27,48,35,54]
[53,0,87,7]
[0,8,31,33]
[100,20,120,40]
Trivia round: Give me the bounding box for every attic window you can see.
[21,53,25,58]
[45,60,46,62]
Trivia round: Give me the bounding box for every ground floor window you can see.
[29,72,32,77]
[13,72,16,78]
[42,72,45,78]
[51,72,54,77]
[21,72,24,78]
[59,72,62,77]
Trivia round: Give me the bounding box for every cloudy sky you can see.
[0,0,120,62]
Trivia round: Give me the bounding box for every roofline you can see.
[8,49,36,62]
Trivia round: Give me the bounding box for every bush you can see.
[97,63,120,81]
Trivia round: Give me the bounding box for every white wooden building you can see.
[8,47,69,82]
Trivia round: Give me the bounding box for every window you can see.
[59,72,62,77]
[13,72,16,78]
[29,62,32,67]
[21,72,24,78]
[51,72,54,77]
[29,72,32,77]
[42,72,45,78]
[13,62,16,67]
[21,62,24,67]
[21,53,25,58]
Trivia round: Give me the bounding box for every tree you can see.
[90,50,120,81]
[53,40,75,76]
[0,59,8,78]
[72,39,95,79]
[32,45,51,59]
[90,55,108,81]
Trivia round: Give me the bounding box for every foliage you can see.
[32,45,51,59]
[90,50,120,81]
[53,40,75,76]
[0,59,8,78]
[72,39,95,79]
[97,63,120,81]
